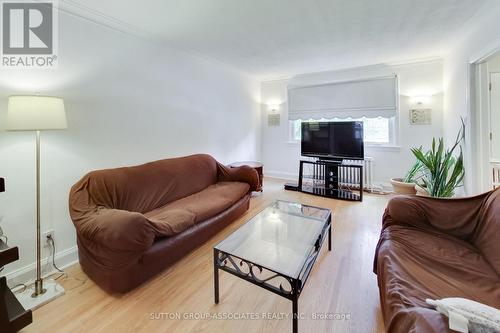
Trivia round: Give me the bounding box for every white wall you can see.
[443,0,500,194]
[487,53,500,72]
[0,10,261,280]
[261,60,443,187]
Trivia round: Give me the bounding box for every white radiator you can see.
[339,157,374,192]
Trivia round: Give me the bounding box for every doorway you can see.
[471,51,500,192]
[490,72,500,160]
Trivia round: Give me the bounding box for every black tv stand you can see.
[284,183,300,191]
[317,158,342,164]
[286,159,363,202]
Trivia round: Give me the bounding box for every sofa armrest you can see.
[217,163,260,191]
[74,208,155,253]
[385,193,489,240]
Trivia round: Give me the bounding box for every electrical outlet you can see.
[42,230,54,247]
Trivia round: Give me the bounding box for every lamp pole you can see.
[32,130,46,297]
[7,95,67,308]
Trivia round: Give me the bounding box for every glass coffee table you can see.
[214,200,332,333]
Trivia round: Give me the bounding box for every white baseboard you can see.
[380,182,393,192]
[372,181,393,193]
[264,170,298,181]
[6,246,79,288]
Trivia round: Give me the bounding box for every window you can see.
[289,117,396,145]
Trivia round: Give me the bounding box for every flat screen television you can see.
[301,121,364,159]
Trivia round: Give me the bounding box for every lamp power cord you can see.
[47,234,64,274]
[10,234,87,293]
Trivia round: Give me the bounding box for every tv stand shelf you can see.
[287,159,363,202]
[1,239,33,333]
[0,177,33,333]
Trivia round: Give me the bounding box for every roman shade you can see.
[287,76,398,120]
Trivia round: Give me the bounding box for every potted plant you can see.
[390,159,423,195]
[411,120,465,198]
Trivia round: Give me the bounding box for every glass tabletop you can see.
[215,200,331,279]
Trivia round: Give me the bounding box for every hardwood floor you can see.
[22,178,387,333]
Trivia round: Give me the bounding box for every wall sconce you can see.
[265,102,281,127]
[267,103,281,113]
[409,94,432,125]
[410,95,432,106]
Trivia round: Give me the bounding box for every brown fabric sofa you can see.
[69,154,259,293]
[374,189,500,332]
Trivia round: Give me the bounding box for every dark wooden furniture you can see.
[287,160,363,202]
[228,161,264,191]
[0,177,32,333]
[1,240,33,333]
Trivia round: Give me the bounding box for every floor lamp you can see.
[6,95,67,309]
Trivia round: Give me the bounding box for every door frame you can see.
[489,72,500,159]
[469,44,500,193]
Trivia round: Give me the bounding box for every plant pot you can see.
[415,184,430,197]
[390,178,417,195]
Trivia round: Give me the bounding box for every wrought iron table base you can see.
[214,220,331,333]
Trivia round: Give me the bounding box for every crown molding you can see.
[49,0,258,80]
[261,57,443,83]
[56,0,161,41]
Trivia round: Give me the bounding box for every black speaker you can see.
[0,178,4,192]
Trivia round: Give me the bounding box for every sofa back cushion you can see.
[475,189,500,276]
[79,154,218,213]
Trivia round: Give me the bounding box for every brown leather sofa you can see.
[374,189,500,332]
[69,154,259,293]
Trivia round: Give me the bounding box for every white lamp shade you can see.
[7,95,67,131]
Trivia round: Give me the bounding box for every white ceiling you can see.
[63,0,487,80]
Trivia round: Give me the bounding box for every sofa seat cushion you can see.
[145,181,250,236]
[377,224,500,332]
